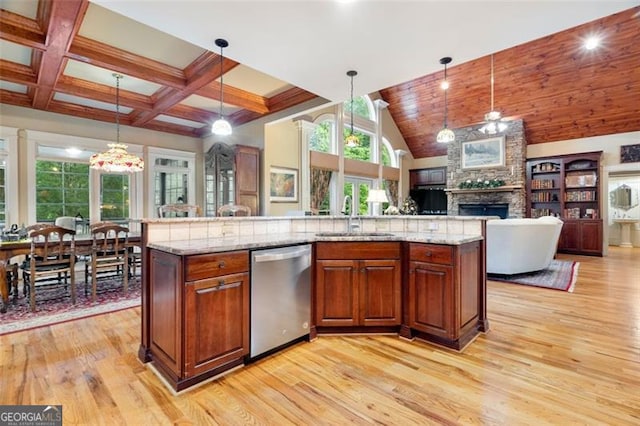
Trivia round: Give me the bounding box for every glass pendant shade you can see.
[479,54,508,135]
[436,127,456,143]
[90,143,144,173]
[212,38,232,136]
[345,133,359,147]
[211,117,232,136]
[436,57,454,144]
[90,74,144,173]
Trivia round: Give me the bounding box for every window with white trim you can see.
[148,148,196,217]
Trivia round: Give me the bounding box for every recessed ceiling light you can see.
[584,36,600,50]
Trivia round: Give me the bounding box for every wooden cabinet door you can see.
[149,249,183,378]
[315,260,358,327]
[359,259,402,326]
[234,145,259,215]
[558,220,581,252]
[184,272,249,378]
[580,220,602,255]
[408,261,454,340]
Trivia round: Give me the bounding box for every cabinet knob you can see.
[360,268,366,273]
[424,251,432,257]
[218,261,226,269]
[218,279,225,287]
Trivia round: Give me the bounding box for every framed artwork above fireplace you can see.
[461,136,505,170]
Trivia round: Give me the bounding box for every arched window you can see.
[309,116,334,154]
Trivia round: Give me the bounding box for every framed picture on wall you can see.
[269,166,298,202]
[620,143,640,163]
[461,136,505,169]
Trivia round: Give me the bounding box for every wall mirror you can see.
[204,143,235,216]
[609,184,638,211]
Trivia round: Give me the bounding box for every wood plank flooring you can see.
[1,246,638,425]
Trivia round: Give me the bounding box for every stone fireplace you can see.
[446,119,527,218]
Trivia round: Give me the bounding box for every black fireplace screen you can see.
[458,203,508,219]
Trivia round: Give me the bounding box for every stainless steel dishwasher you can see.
[250,244,311,358]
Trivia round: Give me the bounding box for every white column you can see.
[395,149,408,208]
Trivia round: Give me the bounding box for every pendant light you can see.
[211,38,232,136]
[89,74,144,173]
[436,57,455,144]
[479,54,508,135]
[345,70,359,148]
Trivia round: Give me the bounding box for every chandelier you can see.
[89,74,144,173]
[436,57,455,144]
[211,38,232,136]
[345,70,359,147]
[479,54,508,135]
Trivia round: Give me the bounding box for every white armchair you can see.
[486,216,563,275]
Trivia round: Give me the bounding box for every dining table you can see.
[0,234,141,313]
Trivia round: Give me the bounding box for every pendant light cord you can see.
[443,63,448,128]
[350,73,355,135]
[219,44,224,118]
[115,74,121,143]
[490,54,495,111]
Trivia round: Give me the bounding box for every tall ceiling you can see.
[1,0,638,158]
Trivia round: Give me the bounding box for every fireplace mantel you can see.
[446,185,523,194]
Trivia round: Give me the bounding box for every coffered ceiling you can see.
[1,0,638,158]
[0,0,320,138]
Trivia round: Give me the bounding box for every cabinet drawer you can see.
[185,251,249,281]
[316,242,400,260]
[409,243,453,265]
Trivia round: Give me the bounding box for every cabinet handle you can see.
[218,261,226,269]
[197,280,240,294]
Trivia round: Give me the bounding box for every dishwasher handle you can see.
[253,246,310,263]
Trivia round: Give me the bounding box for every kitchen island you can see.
[138,216,489,391]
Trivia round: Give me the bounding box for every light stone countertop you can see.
[147,232,484,256]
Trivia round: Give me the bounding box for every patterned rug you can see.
[0,275,141,335]
[488,260,580,292]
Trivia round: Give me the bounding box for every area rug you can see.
[488,260,580,292]
[0,276,141,336]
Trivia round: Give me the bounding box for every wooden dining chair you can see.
[85,224,129,302]
[217,203,251,217]
[22,225,76,312]
[158,204,201,218]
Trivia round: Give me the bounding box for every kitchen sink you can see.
[315,232,395,237]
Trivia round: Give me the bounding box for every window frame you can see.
[0,128,18,228]
[147,146,196,218]
[26,130,143,225]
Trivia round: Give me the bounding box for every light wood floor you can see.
[1,246,638,425]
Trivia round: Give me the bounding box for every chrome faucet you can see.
[342,195,361,232]
[342,195,352,216]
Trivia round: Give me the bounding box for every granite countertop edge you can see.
[147,232,484,255]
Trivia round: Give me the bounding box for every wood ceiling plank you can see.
[48,99,129,125]
[0,89,32,108]
[198,81,270,114]
[67,36,186,89]
[0,59,37,85]
[130,56,239,126]
[165,104,215,124]
[31,0,88,109]
[381,6,640,158]
[56,75,154,110]
[229,87,318,126]
[0,8,46,50]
